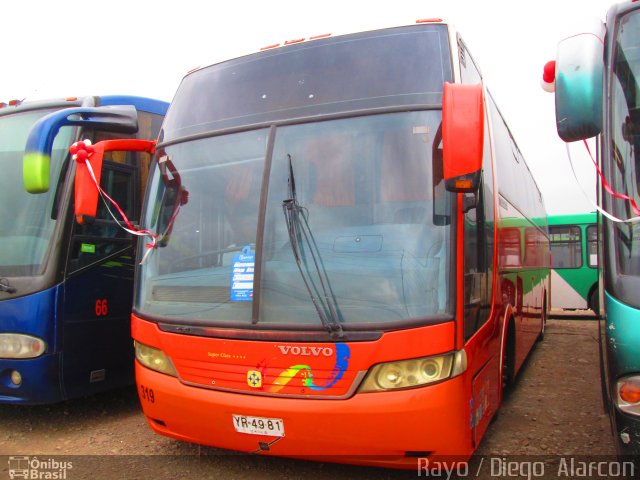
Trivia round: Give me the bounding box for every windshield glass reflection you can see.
[0,110,73,276]
[137,112,452,328]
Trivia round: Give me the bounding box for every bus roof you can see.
[165,22,453,141]
[256,18,447,52]
[547,212,597,226]
[97,96,169,115]
[185,18,452,79]
[0,95,168,117]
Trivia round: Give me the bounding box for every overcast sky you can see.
[3,0,620,215]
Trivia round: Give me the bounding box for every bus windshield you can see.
[610,9,640,282]
[137,111,452,329]
[0,109,73,277]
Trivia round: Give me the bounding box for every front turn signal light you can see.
[617,375,640,416]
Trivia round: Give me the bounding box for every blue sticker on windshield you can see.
[230,245,255,302]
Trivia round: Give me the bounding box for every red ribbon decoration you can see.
[583,139,640,217]
[69,139,160,259]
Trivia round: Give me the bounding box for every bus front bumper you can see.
[136,362,473,469]
[612,408,640,457]
[0,353,63,405]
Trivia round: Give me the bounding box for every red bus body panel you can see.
[132,315,479,468]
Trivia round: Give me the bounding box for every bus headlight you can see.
[616,375,640,416]
[0,334,46,359]
[134,341,178,377]
[358,350,467,392]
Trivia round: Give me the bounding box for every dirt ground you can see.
[0,319,623,479]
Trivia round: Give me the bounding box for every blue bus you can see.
[548,0,640,457]
[0,95,167,404]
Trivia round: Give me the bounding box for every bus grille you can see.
[175,357,359,398]
[152,286,230,303]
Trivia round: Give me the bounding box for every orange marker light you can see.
[454,179,473,190]
[619,378,640,404]
[284,38,305,45]
[416,18,443,24]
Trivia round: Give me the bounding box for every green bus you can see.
[548,213,598,312]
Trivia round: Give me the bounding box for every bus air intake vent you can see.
[152,286,230,303]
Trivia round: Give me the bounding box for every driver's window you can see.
[68,162,136,272]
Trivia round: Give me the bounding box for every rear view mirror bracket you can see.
[23,105,139,193]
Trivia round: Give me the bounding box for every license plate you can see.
[232,414,285,437]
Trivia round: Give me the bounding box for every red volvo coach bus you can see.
[57,20,550,468]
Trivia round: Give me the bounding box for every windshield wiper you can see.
[282,154,344,339]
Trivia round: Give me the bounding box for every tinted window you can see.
[488,94,545,220]
[138,112,453,327]
[0,110,73,276]
[163,25,452,141]
[550,226,582,268]
[68,160,138,271]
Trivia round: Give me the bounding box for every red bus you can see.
[73,21,549,468]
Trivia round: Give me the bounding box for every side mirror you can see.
[442,82,484,193]
[23,105,138,193]
[72,139,157,224]
[554,30,604,142]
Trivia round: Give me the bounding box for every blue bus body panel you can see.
[0,354,62,404]
[604,292,640,455]
[98,96,169,116]
[0,286,60,347]
[0,286,64,404]
[0,257,136,405]
[60,254,136,401]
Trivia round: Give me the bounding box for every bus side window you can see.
[549,226,582,269]
[67,159,138,273]
[463,181,491,341]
